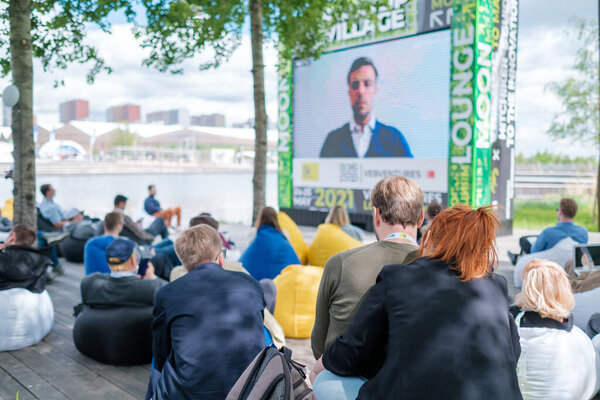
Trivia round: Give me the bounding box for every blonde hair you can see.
[175,224,222,270]
[109,255,136,272]
[370,176,423,227]
[515,259,575,321]
[325,206,350,226]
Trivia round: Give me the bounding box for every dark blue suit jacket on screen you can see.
[320,121,413,158]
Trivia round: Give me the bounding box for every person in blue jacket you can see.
[240,207,300,281]
[320,57,412,158]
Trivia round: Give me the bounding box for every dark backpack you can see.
[227,346,316,400]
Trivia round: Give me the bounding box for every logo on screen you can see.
[302,163,319,181]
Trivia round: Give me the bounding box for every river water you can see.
[0,171,278,226]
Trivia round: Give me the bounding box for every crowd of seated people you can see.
[3,176,600,400]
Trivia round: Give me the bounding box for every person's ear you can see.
[372,207,381,228]
[418,209,425,228]
[217,251,225,267]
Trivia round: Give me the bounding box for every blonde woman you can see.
[511,259,600,400]
[325,205,365,242]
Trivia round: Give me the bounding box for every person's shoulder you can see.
[81,272,109,287]
[376,120,400,132]
[326,123,351,137]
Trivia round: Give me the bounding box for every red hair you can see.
[417,205,499,281]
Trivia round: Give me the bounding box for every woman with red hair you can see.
[310,205,522,399]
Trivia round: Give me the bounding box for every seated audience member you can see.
[74,238,166,365]
[239,206,300,281]
[114,194,169,242]
[0,224,52,292]
[511,259,599,399]
[325,205,365,242]
[417,200,442,243]
[189,213,233,250]
[508,198,588,265]
[312,176,423,359]
[147,225,265,400]
[310,205,521,399]
[144,185,181,228]
[39,184,83,229]
[84,212,173,280]
[0,224,54,351]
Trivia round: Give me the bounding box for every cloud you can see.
[1,25,279,127]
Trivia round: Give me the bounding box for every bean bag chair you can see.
[514,237,577,288]
[307,223,362,267]
[277,212,308,264]
[73,305,153,365]
[573,287,600,332]
[273,265,323,338]
[239,225,300,281]
[58,221,99,263]
[0,288,54,351]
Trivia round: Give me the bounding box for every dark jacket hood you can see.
[0,245,52,293]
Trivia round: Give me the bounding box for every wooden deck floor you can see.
[0,261,152,400]
[0,259,317,400]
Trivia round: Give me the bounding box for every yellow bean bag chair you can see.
[1,198,13,220]
[307,223,362,267]
[273,265,323,338]
[277,212,308,265]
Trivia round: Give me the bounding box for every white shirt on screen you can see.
[350,114,376,158]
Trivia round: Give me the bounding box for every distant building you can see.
[106,104,141,123]
[191,113,225,127]
[147,108,190,127]
[2,105,11,127]
[59,99,89,123]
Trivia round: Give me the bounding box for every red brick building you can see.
[106,104,141,123]
[59,99,89,123]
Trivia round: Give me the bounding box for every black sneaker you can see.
[507,251,519,266]
[52,263,65,276]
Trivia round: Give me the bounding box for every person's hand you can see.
[309,356,325,384]
[143,262,156,280]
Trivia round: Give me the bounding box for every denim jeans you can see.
[313,370,367,400]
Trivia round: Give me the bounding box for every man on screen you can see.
[320,57,413,158]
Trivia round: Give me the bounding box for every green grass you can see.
[514,195,598,232]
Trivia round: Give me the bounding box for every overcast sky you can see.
[0,0,598,157]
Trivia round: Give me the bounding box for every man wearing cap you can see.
[147,224,265,400]
[80,238,166,306]
[75,238,167,365]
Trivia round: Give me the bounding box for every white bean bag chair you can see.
[573,287,600,332]
[515,311,598,400]
[0,288,54,351]
[514,237,577,288]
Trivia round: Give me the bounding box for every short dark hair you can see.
[189,214,219,230]
[104,212,124,232]
[10,224,37,247]
[560,198,578,219]
[114,194,128,207]
[148,185,155,191]
[426,201,443,220]
[40,184,52,196]
[347,57,378,84]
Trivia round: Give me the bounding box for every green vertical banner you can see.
[448,0,493,207]
[277,60,293,209]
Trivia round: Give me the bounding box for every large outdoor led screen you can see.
[291,29,451,213]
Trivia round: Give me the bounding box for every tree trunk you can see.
[8,0,36,228]
[597,154,599,231]
[249,0,267,225]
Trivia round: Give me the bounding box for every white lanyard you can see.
[384,232,417,244]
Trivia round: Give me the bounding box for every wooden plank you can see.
[40,332,149,398]
[0,352,66,400]
[0,365,36,400]
[9,345,136,400]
